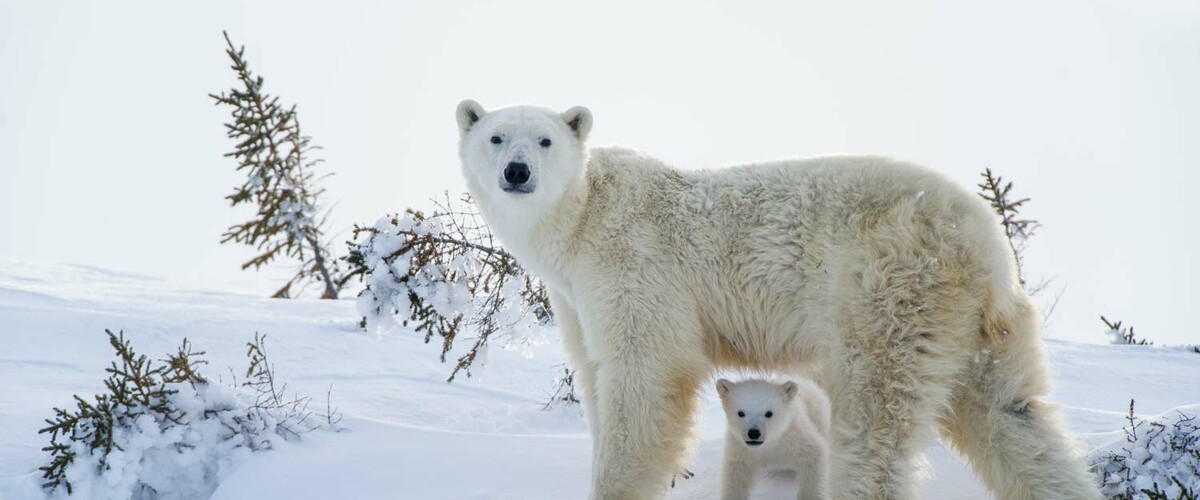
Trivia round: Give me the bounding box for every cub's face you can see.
[455,100,592,211]
[717,379,798,449]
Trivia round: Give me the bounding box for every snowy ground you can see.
[1,259,1197,499]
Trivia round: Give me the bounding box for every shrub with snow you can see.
[1102,316,1153,346]
[541,365,581,411]
[1091,400,1200,500]
[39,330,340,499]
[343,193,551,381]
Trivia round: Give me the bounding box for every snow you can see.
[1,258,1198,499]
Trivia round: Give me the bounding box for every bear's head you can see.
[456,100,592,214]
[717,378,799,449]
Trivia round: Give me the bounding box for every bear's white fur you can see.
[717,378,831,500]
[455,100,1100,500]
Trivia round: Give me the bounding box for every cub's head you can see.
[456,100,592,209]
[716,378,799,449]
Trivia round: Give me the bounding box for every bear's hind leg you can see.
[939,298,1100,500]
[825,355,945,500]
[824,314,966,499]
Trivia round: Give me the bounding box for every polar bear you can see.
[454,100,1099,500]
[717,378,831,500]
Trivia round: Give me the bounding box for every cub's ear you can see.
[716,378,733,398]
[560,105,593,141]
[782,381,799,401]
[456,99,486,135]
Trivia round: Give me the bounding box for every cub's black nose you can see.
[504,162,530,185]
[747,428,761,440]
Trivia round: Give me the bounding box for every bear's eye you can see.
[490,136,503,144]
[737,411,745,418]
[765,411,773,418]
[539,138,552,148]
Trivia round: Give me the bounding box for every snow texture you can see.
[0,259,1197,499]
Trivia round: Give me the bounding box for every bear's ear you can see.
[782,381,799,401]
[716,378,733,398]
[560,106,593,141]
[456,99,486,135]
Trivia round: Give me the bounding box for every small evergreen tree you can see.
[39,330,198,494]
[211,31,341,299]
[978,168,1041,288]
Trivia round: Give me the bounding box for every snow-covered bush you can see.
[39,330,340,499]
[1092,400,1200,500]
[1103,316,1154,346]
[1100,317,1200,353]
[343,193,551,381]
[541,365,581,411]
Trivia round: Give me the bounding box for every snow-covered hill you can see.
[1,259,1197,499]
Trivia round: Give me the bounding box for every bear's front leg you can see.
[549,292,601,446]
[581,294,707,500]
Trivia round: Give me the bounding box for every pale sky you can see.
[1,0,1197,345]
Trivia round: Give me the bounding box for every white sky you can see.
[1,0,1197,345]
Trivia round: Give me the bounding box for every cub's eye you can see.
[765,411,773,418]
[539,138,552,148]
[737,411,745,418]
[490,136,503,144]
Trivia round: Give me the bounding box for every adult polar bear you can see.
[455,100,1098,500]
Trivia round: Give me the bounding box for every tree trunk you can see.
[308,235,338,299]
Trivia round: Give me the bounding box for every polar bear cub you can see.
[717,378,831,500]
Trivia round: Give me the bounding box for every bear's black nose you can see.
[504,162,531,185]
[747,428,761,440]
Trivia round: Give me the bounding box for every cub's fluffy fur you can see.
[717,378,831,500]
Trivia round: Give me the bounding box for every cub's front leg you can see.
[720,434,756,500]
